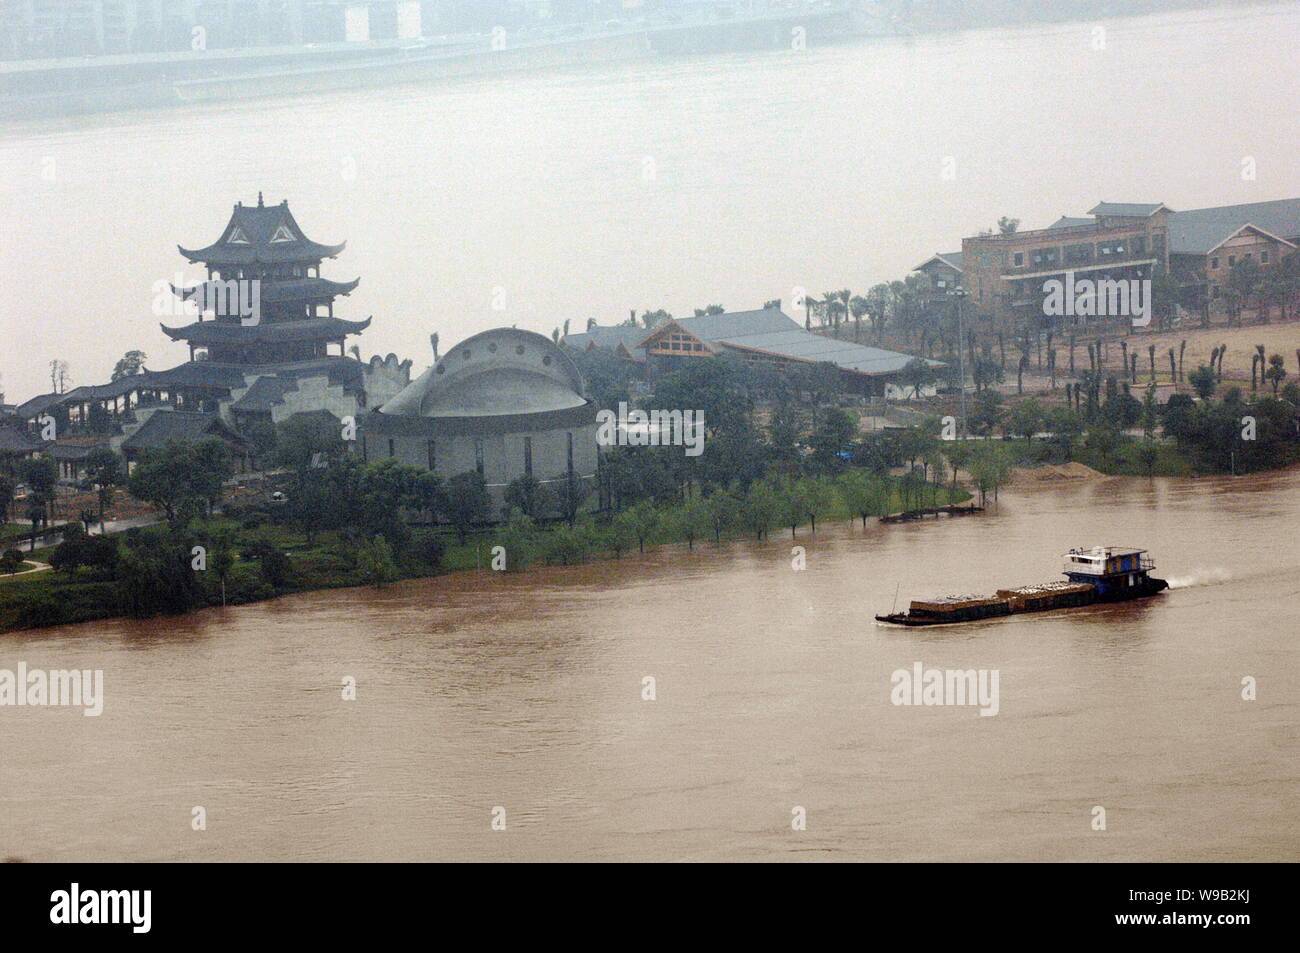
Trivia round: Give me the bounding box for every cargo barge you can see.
[876,547,1168,626]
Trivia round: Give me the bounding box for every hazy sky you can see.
[2,2,1298,401]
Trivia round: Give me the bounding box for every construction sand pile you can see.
[1014,462,1109,482]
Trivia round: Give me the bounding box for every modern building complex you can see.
[914,197,1300,329]
[359,328,601,514]
[563,306,941,398]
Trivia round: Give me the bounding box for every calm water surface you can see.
[2,472,1297,861]
[2,4,1299,397]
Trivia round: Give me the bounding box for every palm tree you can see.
[1120,340,1128,379]
[1167,348,1176,384]
[586,316,597,331]
[1250,353,1259,391]
[1130,352,1138,383]
[1147,344,1156,382]
[1178,340,1187,381]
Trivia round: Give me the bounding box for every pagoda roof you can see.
[171,276,360,304]
[159,316,371,345]
[177,195,346,265]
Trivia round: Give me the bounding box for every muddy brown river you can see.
[2,471,1297,861]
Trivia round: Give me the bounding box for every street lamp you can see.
[947,287,969,437]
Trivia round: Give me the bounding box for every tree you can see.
[740,480,779,539]
[82,447,122,535]
[111,350,148,380]
[1265,353,1287,395]
[799,476,838,533]
[1009,399,1045,444]
[900,357,935,399]
[19,456,58,549]
[837,470,889,527]
[1188,364,1217,400]
[504,474,545,520]
[442,472,491,543]
[615,501,658,553]
[0,473,14,525]
[243,538,293,589]
[357,535,398,587]
[704,488,741,543]
[664,496,711,549]
[997,216,1020,234]
[809,407,855,471]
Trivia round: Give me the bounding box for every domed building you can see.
[359,328,600,517]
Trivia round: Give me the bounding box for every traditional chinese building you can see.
[165,193,371,366]
[10,197,411,477]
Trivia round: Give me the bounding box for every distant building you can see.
[926,198,1300,329]
[568,306,941,398]
[360,328,600,517]
[959,203,1172,331]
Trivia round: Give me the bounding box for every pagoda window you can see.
[227,226,250,244]
[270,225,295,243]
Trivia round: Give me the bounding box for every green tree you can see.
[111,349,148,380]
[442,472,491,543]
[1188,364,1217,400]
[1265,353,1287,395]
[83,446,123,533]
[1009,399,1045,444]
[357,535,398,587]
[615,501,658,554]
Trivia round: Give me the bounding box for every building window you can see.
[1228,255,1236,267]
[1013,253,1024,266]
[426,440,435,471]
[475,439,484,476]
[523,437,533,477]
[1132,237,1146,255]
[1261,251,1269,263]
[1210,257,1219,269]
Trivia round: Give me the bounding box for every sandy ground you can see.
[1134,320,1300,385]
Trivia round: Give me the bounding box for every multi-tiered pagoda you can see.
[164,192,370,365]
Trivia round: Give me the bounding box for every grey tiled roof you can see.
[562,323,652,352]
[1046,216,1093,230]
[1088,202,1170,217]
[120,411,235,451]
[0,425,44,453]
[178,197,346,265]
[1167,198,1300,255]
[160,316,370,345]
[668,310,941,375]
[229,375,299,412]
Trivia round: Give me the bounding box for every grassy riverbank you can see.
[0,475,969,634]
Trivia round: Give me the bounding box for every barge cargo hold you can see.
[876,547,1169,626]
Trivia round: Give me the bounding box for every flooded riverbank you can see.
[2,471,1296,861]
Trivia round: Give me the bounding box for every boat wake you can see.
[1165,568,1232,589]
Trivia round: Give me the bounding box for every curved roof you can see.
[380,327,586,418]
[178,196,346,265]
[171,276,359,303]
[160,316,371,344]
